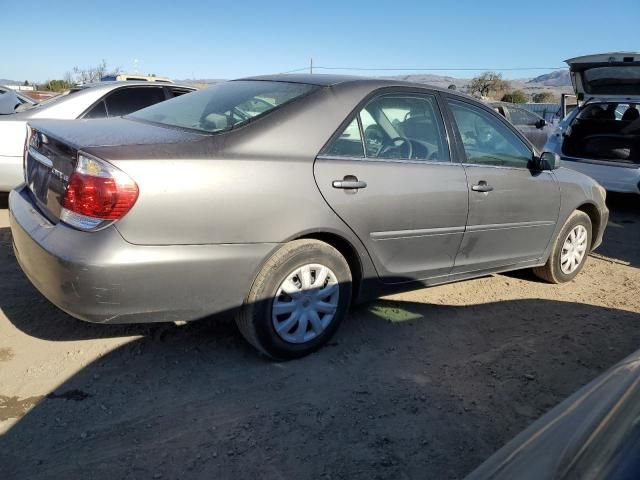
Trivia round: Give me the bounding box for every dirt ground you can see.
[0,192,639,480]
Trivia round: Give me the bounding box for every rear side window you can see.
[325,118,364,157]
[129,80,317,133]
[105,87,167,117]
[83,100,108,119]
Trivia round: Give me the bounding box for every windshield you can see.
[129,80,317,133]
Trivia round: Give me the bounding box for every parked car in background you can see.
[544,52,640,195]
[466,348,640,480]
[100,74,173,83]
[9,74,608,359]
[491,101,552,151]
[0,85,38,112]
[0,81,196,191]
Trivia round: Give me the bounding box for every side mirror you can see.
[538,151,561,170]
[535,118,546,129]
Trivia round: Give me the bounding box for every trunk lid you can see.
[25,117,204,222]
[566,52,640,100]
[25,128,77,222]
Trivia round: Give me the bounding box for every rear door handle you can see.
[471,181,494,193]
[332,177,367,189]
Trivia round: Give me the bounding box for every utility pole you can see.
[310,57,313,74]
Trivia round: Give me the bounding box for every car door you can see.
[444,97,560,273]
[314,90,469,283]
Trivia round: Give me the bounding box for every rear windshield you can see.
[129,80,317,133]
[583,66,640,95]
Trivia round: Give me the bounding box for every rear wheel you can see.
[533,210,592,283]
[236,239,352,359]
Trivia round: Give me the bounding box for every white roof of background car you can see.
[20,81,196,120]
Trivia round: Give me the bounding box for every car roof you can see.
[237,73,476,98]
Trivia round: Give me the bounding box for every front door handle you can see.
[332,176,367,190]
[471,181,494,193]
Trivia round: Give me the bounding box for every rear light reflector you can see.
[61,152,138,231]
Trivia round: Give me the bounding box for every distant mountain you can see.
[381,74,469,89]
[526,70,571,87]
[0,79,20,86]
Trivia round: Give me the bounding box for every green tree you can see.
[43,79,74,92]
[468,72,511,99]
[501,90,528,103]
[532,91,557,103]
[23,80,29,86]
[447,84,457,90]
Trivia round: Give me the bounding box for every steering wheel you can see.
[378,136,413,159]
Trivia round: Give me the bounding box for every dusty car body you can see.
[0,81,196,191]
[9,74,609,358]
[544,52,640,194]
[491,101,553,151]
[466,349,640,480]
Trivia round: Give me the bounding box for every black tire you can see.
[236,239,352,359]
[533,210,592,284]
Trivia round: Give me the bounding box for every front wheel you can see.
[236,239,352,359]
[533,210,592,284]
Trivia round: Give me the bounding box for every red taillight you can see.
[61,151,138,231]
[63,172,138,220]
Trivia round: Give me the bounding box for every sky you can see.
[1,0,639,83]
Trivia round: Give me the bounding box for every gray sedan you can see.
[9,74,609,358]
[491,101,553,151]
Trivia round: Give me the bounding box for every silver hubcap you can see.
[272,264,339,344]
[560,225,588,274]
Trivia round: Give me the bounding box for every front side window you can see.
[448,99,532,168]
[130,80,317,133]
[326,93,449,162]
[105,87,167,117]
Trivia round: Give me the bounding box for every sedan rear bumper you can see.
[9,186,276,324]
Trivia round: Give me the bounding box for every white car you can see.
[0,81,196,191]
[0,86,38,109]
[543,52,640,194]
